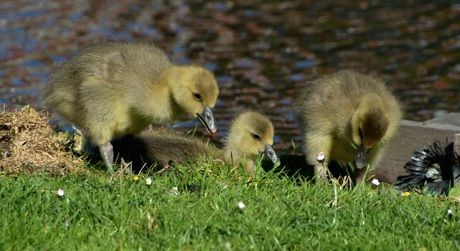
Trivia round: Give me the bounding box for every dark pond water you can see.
[1,0,460,153]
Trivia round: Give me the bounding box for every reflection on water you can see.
[1,0,459,152]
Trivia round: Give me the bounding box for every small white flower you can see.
[371,178,380,186]
[145,177,152,186]
[316,152,325,163]
[57,188,65,197]
[237,201,245,210]
[168,187,179,196]
[447,209,453,215]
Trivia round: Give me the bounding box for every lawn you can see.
[1,162,459,251]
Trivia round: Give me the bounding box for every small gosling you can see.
[42,41,219,172]
[294,70,402,184]
[112,111,279,175]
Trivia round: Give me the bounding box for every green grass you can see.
[1,162,459,251]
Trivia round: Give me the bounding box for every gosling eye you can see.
[193,93,202,101]
[252,133,261,141]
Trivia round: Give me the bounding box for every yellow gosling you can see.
[42,41,219,172]
[112,111,279,176]
[294,70,402,184]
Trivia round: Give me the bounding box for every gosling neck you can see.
[133,66,184,124]
[224,135,258,175]
[223,149,256,175]
[157,66,187,120]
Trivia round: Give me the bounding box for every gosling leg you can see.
[315,164,328,179]
[99,142,114,173]
[305,134,332,182]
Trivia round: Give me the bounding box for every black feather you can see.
[394,141,460,195]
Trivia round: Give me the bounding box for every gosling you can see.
[42,41,219,172]
[294,70,402,184]
[111,111,279,176]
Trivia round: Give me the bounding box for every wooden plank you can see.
[455,133,460,157]
[372,113,460,184]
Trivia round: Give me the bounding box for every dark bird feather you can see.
[394,141,460,195]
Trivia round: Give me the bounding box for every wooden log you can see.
[373,113,460,184]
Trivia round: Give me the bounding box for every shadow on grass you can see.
[261,154,351,184]
[85,134,358,187]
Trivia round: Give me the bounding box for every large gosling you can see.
[112,111,279,175]
[294,70,402,184]
[42,41,219,172]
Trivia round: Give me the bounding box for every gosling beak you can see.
[263,144,280,167]
[356,144,370,169]
[196,107,217,134]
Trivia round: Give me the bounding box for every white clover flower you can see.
[447,209,453,215]
[371,178,380,186]
[237,201,246,210]
[316,152,325,163]
[145,177,152,186]
[168,187,179,196]
[57,188,65,197]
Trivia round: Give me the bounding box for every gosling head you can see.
[171,65,219,134]
[227,111,279,166]
[351,95,390,169]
